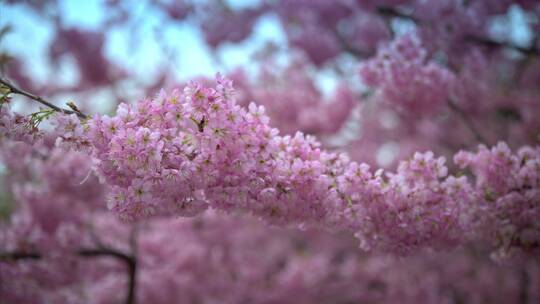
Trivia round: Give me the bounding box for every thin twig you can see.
[1,248,137,304]
[0,77,87,119]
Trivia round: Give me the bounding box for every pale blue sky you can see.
[0,0,286,85]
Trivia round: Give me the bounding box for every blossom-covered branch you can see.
[51,75,539,256]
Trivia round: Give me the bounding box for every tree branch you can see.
[447,99,488,144]
[463,35,540,57]
[0,247,137,304]
[0,77,87,119]
[376,6,540,57]
[79,248,137,304]
[519,267,529,304]
[0,251,41,260]
[377,6,420,23]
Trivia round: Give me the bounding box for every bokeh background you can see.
[2,1,540,304]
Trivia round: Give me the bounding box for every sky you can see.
[0,0,287,84]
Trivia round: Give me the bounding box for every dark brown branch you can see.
[377,6,420,23]
[519,267,529,304]
[0,77,87,119]
[447,99,488,144]
[463,35,540,57]
[1,248,136,304]
[0,251,41,260]
[332,28,369,59]
[79,248,137,304]
[376,6,540,57]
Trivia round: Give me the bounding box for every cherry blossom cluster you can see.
[275,0,385,64]
[77,75,342,225]
[0,135,129,303]
[0,103,40,144]
[360,33,455,116]
[227,65,356,136]
[455,142,540,258]
[0,140,105,256]
[199,3,265,49]
[51,76,540,256]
